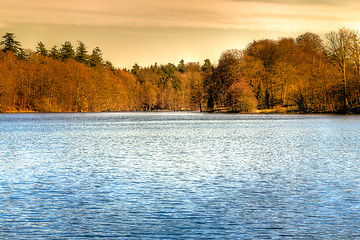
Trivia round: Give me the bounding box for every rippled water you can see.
[1,112,360,239]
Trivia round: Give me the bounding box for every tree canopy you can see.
[1,29,360,113]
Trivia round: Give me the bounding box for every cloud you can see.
[1,0,360,32]
[228,0,352,6]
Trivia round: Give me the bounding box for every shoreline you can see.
[1,108,359,115]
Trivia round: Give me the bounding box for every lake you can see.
[0,112,360,239]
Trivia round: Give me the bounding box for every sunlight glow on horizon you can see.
[1,0,360,68]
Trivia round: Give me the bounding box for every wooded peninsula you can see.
[1,28,360,114]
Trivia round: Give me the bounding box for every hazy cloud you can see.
[228,0,352,6]
[2,0,360,68]
[1,0,360,32]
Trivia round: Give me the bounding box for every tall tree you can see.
[89,47,103,67]
[296,32,325,55]
[60,41,75,60]
[295,32,330,112]
[244,39,280,108]
[0,32,22,54]
[201,59,216,110]
[36,42,48,56]
[348,31,360,107]
[75,41,88,64]
[158,63,176,90]
[211,49,243,109]
[185,63,205,111]
[177,59,185,73]
[49,46,60,59]
[131,63,140,76]
[326,28,352,111]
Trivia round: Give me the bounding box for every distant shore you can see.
[1,107,359,115]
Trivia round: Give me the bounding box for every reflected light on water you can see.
[0,112,360,239]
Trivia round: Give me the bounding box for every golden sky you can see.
[1,0,360,68]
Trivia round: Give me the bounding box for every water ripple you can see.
[1,113,360,239]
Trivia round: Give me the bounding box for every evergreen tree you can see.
[49,46,60,59]
[17,48,30,61]
[177,59,185,73]
[75,41,88,64]
[202,59,214,110]
[60,41,75,60]
[89,47,103,67]
[0,32,22,54]
[36,41,48,56]
[131,63,140,76]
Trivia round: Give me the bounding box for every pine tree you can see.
[36,41,48,56]
[131,63,140,76]
[0,32,22,54]
[177,59,185,73]
[49,46,60,59]
[17,48,30,61]
[75,41,88,64]
[60,41,75,60]
[89,47,103,67]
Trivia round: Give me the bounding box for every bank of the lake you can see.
[2,107,359,114]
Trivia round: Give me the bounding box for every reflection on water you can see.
[0,112,360,239]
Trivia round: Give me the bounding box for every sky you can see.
[1,0,360,68]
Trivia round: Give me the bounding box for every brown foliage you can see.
[2,29,360,113]
[226,80,258,113]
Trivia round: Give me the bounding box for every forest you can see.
[1,28,360,113]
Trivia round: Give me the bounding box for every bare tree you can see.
[326,28,352,111]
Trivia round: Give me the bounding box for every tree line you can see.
[1,29,360,113]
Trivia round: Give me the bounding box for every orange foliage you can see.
[1,29,360,113]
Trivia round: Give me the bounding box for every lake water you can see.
[0,112,360,239]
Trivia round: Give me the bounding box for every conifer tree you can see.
[131,63,140,76]
[49,46,59,59]
[0,32,23,54]
[17,48,30,61]
[89,47,103,67]
[0,33,30,61]
[60,41,75,60]
[36,41,48,56]
[177,59,185,73]
[75,41,88,64]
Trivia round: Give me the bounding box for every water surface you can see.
[1,112,360,239]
